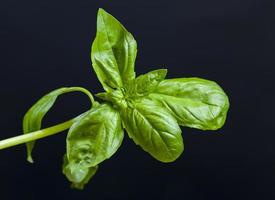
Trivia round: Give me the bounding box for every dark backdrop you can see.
[0,0,274,199]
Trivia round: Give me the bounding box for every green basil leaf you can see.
[150,78,229,130]
[62,154,98,189]
[91,8,137,91]
[121,98,183,163]
[126,69,167,97]
[66,103,123,169]
[23,87,93,163]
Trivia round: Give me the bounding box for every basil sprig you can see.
[0,8,229,189]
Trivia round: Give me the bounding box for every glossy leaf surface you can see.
[66,103,123,169]
[150,78,229,130]
[121,99,183,162]
[91,8,137,91]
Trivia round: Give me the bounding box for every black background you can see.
[0,0,274,199]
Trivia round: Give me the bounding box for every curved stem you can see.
[0,87,94,151]
[0,116,81,150]
[66,87,95,107]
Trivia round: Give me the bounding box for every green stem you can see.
[66,87,95,107]
[0,87,94,150]
[0,118,77,150]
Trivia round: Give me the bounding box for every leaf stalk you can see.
[0,118,76,150]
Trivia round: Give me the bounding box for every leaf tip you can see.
[27,155,34,163]
[98,8,107,16]
[161,68,168,77]
[71,183,85,190]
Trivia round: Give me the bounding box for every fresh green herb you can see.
[0,8,229,189]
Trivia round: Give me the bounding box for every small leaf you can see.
[126,69,167,97]
[66,103,123,169]
[23,87,93,163]
[150,78,230,130]
[62,154,98,190]
[91,8,137,91]
[96,90,127,109]
[121,98,183,163]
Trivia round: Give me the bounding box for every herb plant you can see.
[0,8,229,189]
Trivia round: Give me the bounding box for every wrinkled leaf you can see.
[66,103,123,169]
[91,8,137,91]
[62,154,98,189]
[150,78,229,130]
[121,98,183,163]
[125,69,167,97]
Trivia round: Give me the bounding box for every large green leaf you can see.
[66,103,123,169]
[150,78,229,130]
[23,87,93,163]
[91,8,137,91]
[121,98,183,163]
